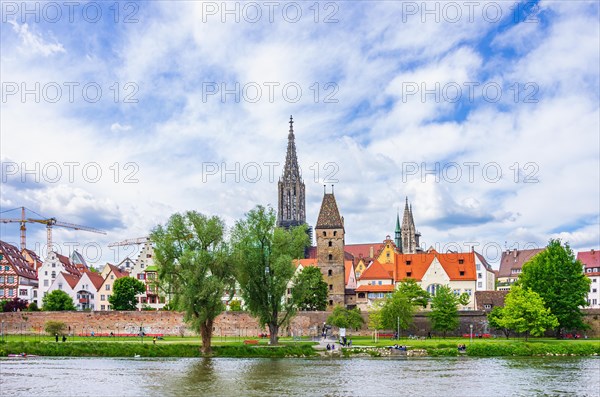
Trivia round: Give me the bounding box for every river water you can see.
[1,356,599,396]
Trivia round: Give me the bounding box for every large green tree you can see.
[108,277,145,310]
[378,282,430,336]
[518,239,591,334]
[151,211,234,354]
[487,306,511,339]
[292,265,328,311]
[42,290,75,311]
[495,286,558,341]
[327,305,365,331]
[231,205,309,345]
[428,285,469,337]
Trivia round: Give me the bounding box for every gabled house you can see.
[46,272,80,307]
[578,249,600,308]
[37,251,81,307]
[141,265,166,310]
[496,248,544,291]
[0,240,38,304]
[72,271,104,311]
[97,264,128,311]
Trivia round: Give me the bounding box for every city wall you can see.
[1,309,599,337]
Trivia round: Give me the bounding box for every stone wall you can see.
[1,309,599,337]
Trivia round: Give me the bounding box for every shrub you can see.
[45,321,67,336]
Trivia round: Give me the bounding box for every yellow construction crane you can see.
[108,236,150,247]
[0,206,107,250]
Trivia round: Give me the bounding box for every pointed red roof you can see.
[0,240,37,280]
[60,272,81,289]
[359,260,393,280]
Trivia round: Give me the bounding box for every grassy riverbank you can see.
[0,341,318,358]
[1,337,598,358]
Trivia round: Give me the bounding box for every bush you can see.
[27,302,40,312]
[45,321,67,336]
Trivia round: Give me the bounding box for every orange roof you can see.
[359,260,393,280]
[344,260,354,284]
[106,263,129,279]
[393,252,477,281]
[355,284,395,292]
[437,252,477,281]
[293,258,318,268]
[394,252,436,281]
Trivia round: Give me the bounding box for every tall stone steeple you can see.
[395,209,402,251]
[277,116,306,229]
[401,197,421,254]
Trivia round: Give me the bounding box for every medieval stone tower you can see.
[397,197,422,254]
[315,187,346,308]
[277,116,306,229]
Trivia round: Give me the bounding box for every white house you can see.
[37,251,82,307]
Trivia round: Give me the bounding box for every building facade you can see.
[496,248,544,291]
[579,249,600,308]
[0,240,38,304]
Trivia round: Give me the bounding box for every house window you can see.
[593,279,597,283]
[459,271,465,276]
[44,280,48,287]
[328,241,332,247]
[19,289,27,296]
[101,305,105,310]
[52,263,56,268]
[328,254,333,261]
[478,273,482,278]
[476,264,480,270]
[106,284,110,291]
[58,283,63,290]
[593,289,597,293]
[593,299,598,305]
[101,295,105,300]
[45,271,47,276]
[378,281,382,285]
[358,292,365,299]
[484,304,492,309]
[7,276,14,283]
[465,289,472,296]
[51,271,56,278]
[328,269,332,276]
[478,282,482,288]
[8,288,14,297]
[4,265,9,271]
[110,275,114,280]
[427,284,441,295]
[0,276,4,283]
[453,289,460,295]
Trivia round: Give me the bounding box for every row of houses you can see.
[0,240,167,311]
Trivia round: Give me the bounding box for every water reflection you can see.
[1,357,598,397]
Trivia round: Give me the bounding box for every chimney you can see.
[369,246,374,258]
[513,249,518,258]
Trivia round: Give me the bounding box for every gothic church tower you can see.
[400,197,421,254]
[277,116,306,229]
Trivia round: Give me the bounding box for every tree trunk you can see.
[200,318,213,355]
[268,322,279,345]
[524,330,529,342]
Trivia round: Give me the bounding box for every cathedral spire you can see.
[278,116,306,230]
[395,208,402,250]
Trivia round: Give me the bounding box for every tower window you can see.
[328,241,332,247]
[328,269,332,276]
[329,284,333,291]
[333,231,337,236]
[329,300,333,306]
[323,231,326,237]
[328,254,333,261]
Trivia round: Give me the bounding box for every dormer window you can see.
[406,272,412,277]
[406,260,411,265]
[459,271,465,276]
[458,259,464,264]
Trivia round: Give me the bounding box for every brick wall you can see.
[1,309,599,337]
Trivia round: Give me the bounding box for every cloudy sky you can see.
[1,0,598,268]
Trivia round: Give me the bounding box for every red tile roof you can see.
[60,272,81,289]
[0,240,38,280]
[578,250,600,269]
[54,252,81,276]
[359,260,393,280]
[105,263,128,279]
[85,271,105,291]
[293,259,318,268]
[344,260,355,285]
[355,284,395,292]
[316,193,343,229]
[344,243,385,260]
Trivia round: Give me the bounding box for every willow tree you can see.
[231,205,309,345]
[151,211,234,355]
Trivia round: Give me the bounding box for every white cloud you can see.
[8,21,66,56]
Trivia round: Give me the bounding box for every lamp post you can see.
[469,324,473,344]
